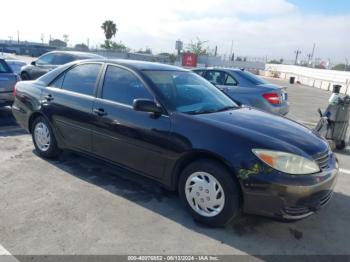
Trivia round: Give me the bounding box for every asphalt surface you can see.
[0,78,350,256]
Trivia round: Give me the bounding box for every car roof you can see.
[193,67,243,72]
[78,59,188,71]
[45,51,103,59]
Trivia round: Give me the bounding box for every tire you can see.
[31,116,60,158]
[336,140,346,150]
[20,72,31,81]
[178,159,241,227]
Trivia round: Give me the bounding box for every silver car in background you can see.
[193,68,289,115]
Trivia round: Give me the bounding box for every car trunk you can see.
[0,73,17,93]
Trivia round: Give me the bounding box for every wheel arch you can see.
[170,150,241,191]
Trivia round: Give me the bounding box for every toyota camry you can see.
[12,59,338,226]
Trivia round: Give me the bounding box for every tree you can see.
[74,43,89,51]
[63,34,69,45]
[101,40,129,52]
[101,20,117,40]
[186,37,209,55]
[332,64,350,71]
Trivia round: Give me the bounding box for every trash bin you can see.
[315,95,350,150]
[289,76,295,84]
[333,84,342,94]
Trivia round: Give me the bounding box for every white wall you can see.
[262,64,350,94]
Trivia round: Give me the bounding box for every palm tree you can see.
[101,20,117,40]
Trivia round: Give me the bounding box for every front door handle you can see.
[93,108,107,116]
[44,94,54,101]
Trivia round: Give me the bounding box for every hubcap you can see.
[34,122,51,152]
[185,172,225,217]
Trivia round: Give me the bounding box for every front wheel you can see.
[32,116,60,158]
[20,72,30,81]
[179,160,241,227]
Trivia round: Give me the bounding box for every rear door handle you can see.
[93,108,107,116]
[44,94,54,101]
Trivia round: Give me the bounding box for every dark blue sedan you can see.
[12,60,337,226]
[193,68,289,115]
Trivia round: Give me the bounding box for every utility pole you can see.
[214,45,218,56]
[87,38,90,49]
[229,40,234,59]
[294,49,301,65]
[41,33,45,44]
[17,30,20,45]
[345,58,348,71]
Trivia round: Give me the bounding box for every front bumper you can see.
[242,153,338,220]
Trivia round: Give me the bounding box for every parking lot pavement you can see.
[0,81,350,256]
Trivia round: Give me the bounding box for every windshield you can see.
[235,70,269,85]
[144,71,238,114]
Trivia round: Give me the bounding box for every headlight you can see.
[252,149,320,175]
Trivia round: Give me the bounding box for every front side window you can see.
[144,71,238,114]
[0,60,11,73]
[61,63,101,96]
[36,54,55,65]
[102,66,153,105]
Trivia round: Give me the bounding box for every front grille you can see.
[313,150,330,170]
[320,192,333,207]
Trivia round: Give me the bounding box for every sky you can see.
[0,0,349,62]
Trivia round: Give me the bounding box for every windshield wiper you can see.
[215,106,236,112]
[184,109,216,115]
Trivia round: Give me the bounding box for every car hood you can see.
[192,107,328,157]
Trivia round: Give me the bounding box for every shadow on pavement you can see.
[0,106,27,137]
[39,151,350,256]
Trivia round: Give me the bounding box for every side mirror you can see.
[133,99,163,115]
[31,61,36,66]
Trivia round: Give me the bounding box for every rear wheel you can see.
[20,72,30,81]
[31,116,60,158]
[179,160,241,227]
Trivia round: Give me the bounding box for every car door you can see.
[41,62,103,153]
[91,65,171,179]
[31,53,57,79]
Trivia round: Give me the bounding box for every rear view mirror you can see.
[31,61,36,66]
[133,99,163,114]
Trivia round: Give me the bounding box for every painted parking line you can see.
[0,244,11,255]
[340,168,350,175]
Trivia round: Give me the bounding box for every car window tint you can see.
[205,71,227,85]
[52,54,75,65]
[0,60,11,73]
[225,75,238,86]
[50,74,65,88]
[193,70,205,76]
[102,66,152,105]
[37,54,55,65]
[61,63,101,96]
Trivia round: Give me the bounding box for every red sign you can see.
[182,53,197,67]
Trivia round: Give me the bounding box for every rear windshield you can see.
[0,60,12,73]
[235,70,269,85]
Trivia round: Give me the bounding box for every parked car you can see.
[12,60,338,226]
[0,59,20,107]
[20,51,104,80]
[5,59,27,75]
[193,68,289,115]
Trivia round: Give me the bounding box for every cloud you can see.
[0,0,348,61]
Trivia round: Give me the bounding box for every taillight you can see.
[263,93,281,105]
[13,85,16,97]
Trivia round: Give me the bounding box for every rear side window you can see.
[0,60,12,73]
[61,63,102,96]
[52,54,75,65]
[102,66,153,105]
